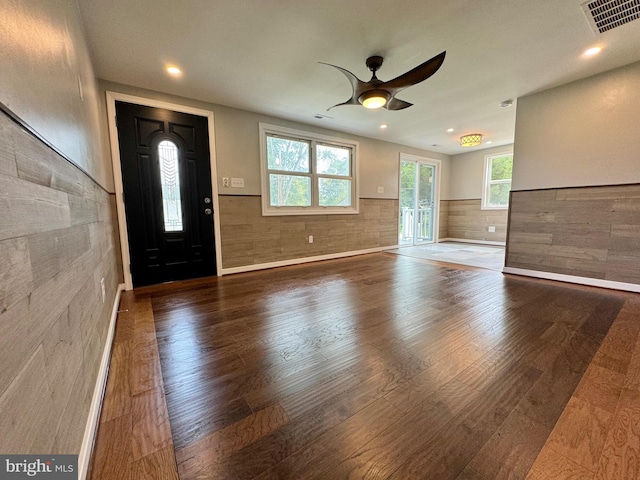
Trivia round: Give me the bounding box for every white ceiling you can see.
[78,0,640,155]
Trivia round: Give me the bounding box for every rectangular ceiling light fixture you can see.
[582,0,640,34]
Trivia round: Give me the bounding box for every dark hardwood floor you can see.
[89,253,640,479]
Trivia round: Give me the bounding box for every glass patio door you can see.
[399,156,439,245]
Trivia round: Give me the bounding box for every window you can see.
[482,152,513,209]
[158,140,184,231]
[260,124,359,215]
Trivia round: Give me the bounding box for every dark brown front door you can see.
[116,101,216,287]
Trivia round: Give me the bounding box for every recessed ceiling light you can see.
[166,65,182,75]
[584,46,602,56]
[380,124,388,129]
[447,128,454,132]
[500,99,513,108]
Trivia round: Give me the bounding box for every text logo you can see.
[0,455,77,479]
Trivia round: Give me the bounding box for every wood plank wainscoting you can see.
[445,199,508,243]
[0,109,122,456]
[89,253,640,479]
[439,199,449,240]
[218,195,398,269]
[506,184,640,284]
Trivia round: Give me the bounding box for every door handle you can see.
[204,208,212,215]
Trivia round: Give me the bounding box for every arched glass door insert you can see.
[158,140,184,232]
[399,154,440,245]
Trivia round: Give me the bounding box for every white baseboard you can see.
[439,237,506,246]
[502,267,640,293]
[78,283,125,480]
[220,245,399,275]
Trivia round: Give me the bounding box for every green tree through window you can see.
[261,124,358,215]
[483,153,513,209]
[267,136,311,206]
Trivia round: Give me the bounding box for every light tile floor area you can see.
[389,241,506,271]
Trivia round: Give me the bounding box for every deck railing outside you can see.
[400,206,432,242]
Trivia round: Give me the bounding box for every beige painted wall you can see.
[512,61,640,191]
[98,80,451,200]
[447,144,514,200]
[0,0,111,190]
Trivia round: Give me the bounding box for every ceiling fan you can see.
[321,51,446,111]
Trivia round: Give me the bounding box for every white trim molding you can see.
[503,267,640,293]
[78,283,125,480]
[105,91,223,290]
[439,238,506,247]
[221,245,399,275]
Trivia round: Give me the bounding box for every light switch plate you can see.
[377,186,384,193]
[231,177,244,188]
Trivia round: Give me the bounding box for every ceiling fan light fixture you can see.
[359,90,390,109]
[460,133,483,147]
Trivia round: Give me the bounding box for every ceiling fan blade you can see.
[319,62,368,97]
[381,51,446,93]
[327,97,360,111]
[385,97,413,110]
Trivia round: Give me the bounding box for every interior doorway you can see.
[399,154,440,245]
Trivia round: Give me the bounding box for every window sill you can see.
[261,206,360,216]
[480,205,509,211]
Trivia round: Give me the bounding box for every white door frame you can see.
[105,91,222,290]
[398,153,441,245]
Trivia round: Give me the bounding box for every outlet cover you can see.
[488,226,496,233]
[222,177,230,187]
[377,186,384,193]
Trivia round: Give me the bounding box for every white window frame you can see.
[259,123,359,216]
[482,151,513,210]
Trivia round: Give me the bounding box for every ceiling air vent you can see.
[581,0,640,34]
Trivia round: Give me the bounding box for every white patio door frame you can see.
[398,153,441,246]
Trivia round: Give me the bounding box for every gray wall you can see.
[507,62,640,286]
[0,0,122,456]
[0,0,112,190]
[441,144,513,242]
[99,80,451,200]
[512,61,640,191]
[447,144,514,200]
[99,81,459,264]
